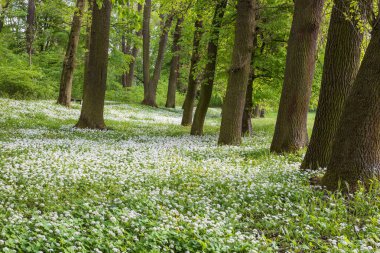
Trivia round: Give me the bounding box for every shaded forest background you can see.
[0,0,326,110]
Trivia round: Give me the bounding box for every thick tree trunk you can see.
[75,0,111,129]
[321,20,380,192]
[181,19,204,126]
[218,0,255,145]
[190,0,228,135]
[142,16,173,107]
[166,17,184,108]
[26,0,35,66]
[57,0,85,107]
[270,0,324,153]
[125,3,143,88]
[301,0,364,170]
[142,0,151,99]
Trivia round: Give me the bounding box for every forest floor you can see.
[0,98,380,253]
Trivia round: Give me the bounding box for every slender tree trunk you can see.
[0,3,3,32]
[0,2,8,33]
[218,0,255,145]
[301,0,365,170]
[83,0,93,98]
[242,71,254,136]
[242,30,258,136]
[0,1,8,33]
[125,3,143,88]
[191,0,228,135]
[142,0,151,99]
[166,17,184,108]
[26,0,35,66]
[270,0,324,153]
[75,0,111,129]
[57,0,85,107]
[121,34,129,87]
[181,19,204,126]
[321,19,380,192]
[253,105,260,118]
[142,15,173,107]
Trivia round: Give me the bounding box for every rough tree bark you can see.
[75,0,111,129]
[270,0,324,153]
[181,18,204,126]
[166,17,184,108]
[142,0,151,98]
[57,0,85,107]
[190,0,228,135]
[142,15,173,107]
[301,0,365,170]
[218,0,255,145]
[125,3,143,88]
[321,19,380,192]
[26,0,35,65]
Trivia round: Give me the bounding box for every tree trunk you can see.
[121,34,129,87]
[242,30,258,136]
[166,17,184,108]
[142,15,173,107]
[270,0,324,153]
[190,0,228,135]
[83,0,93,99]
[181,18,204,126]
[75,0,111,129]
[125,3,143,88]
[321,19,380,192]
[218,0,255,145]
[301,0,365,170]
[242,72,254,136]
[260,108,265,118]
[253,104,260,118]
[0,1,8,33]
[57,0,85,107]
[142,0,151,99]
[26,0,35,66]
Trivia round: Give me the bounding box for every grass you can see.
[0,98,379,253]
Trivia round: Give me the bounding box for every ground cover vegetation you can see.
[1,0,380,251]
